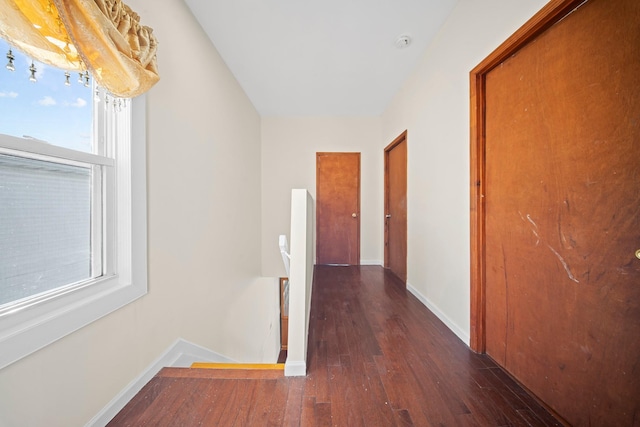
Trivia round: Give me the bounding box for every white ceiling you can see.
[183,0,459,116]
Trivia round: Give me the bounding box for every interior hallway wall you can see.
[261,117,383,278]
[380,0,549,343]
[0,0,268,425]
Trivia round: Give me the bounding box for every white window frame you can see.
[0,96,148,370]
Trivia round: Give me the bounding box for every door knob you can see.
[352,213,357,218]
[636,249,640,260]
[385,214,391,218]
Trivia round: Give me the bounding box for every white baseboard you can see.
[87,338,234,427]
[284,360,307,377]
[406,282,470,346]
[360,259,382,266]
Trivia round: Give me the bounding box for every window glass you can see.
[0,154,94,306]
[0,38,93,153]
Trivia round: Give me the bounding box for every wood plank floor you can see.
[108,265,562,426]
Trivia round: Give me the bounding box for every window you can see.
[0,40,147,369]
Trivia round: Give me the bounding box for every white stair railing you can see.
[279,235,291,278]
[279,235,290,318]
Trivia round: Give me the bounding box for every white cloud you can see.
[0,91,18,98]
[70,97,87,108]
[38,96,57,106]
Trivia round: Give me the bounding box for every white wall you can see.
[261,117,383,277]
[0,0,272,425]
[380,0,549,343]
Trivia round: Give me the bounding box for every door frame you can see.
[384,130,408,281]
[469,0,586,353]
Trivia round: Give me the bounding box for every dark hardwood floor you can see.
[108,265,562,426]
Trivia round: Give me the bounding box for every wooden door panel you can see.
[316,153,360,265]
[484,0,640,425]
[385,133,407,282]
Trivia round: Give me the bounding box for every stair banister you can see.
[279,235,291,278]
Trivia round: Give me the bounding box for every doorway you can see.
[470,0,640,425]
[316,152,360,265]
[384,131,407,283]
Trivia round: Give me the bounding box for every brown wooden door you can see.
[316,152,360,265]
[481,0,640,425]
[384,132,407,282]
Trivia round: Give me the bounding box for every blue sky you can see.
[0,38,93,153]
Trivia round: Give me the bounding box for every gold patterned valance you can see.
[0,0,159,98]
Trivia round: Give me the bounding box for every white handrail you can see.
[279,234,291,278]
